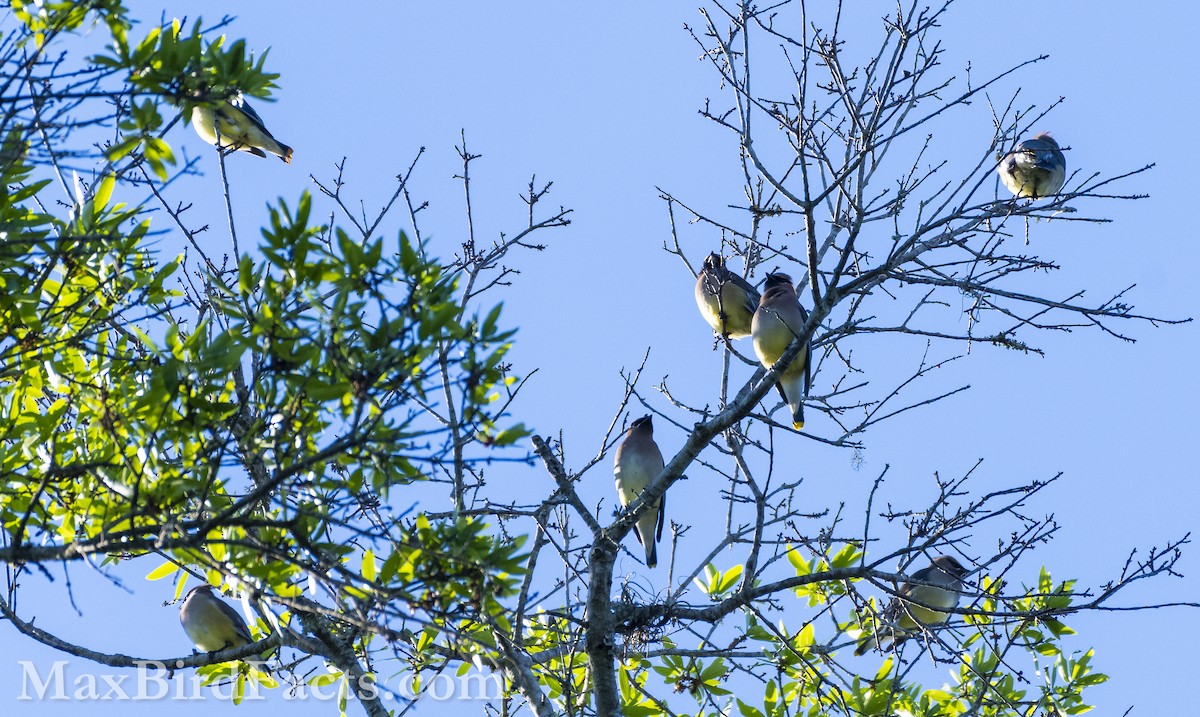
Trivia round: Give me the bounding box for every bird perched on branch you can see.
[191,93,293,163]
[613,415,666,568]
[855,555,969,655]
[179,584,255,654]
[997,132,1065,199]
[751,273,812,430]
[695,252,760,340]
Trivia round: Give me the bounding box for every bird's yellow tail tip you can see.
[793,421,805,430]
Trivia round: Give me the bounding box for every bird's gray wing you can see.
[798,303,812,397]
[216,597,254,643]
[231,96,278,140]
[655,487,665,542]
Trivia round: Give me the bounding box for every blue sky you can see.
[2,2,1197,715]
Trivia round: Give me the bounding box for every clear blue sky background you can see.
[2,2,1197,715]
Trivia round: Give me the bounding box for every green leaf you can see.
[786,546,811,576]
[1043,617,1075,637]
[737,699,766,717]
[145,562,179,581]
[309,671,343,687]
[717,564,744,594]
[92,173,115,209]
[362,549,377,582]
[794,622,815,649]
[829,542,862,569]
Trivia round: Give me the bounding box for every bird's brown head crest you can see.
[184,584,216,599]
[762,273,795,295]
[1030,131,1057,147]
[932,555,968,579]
[630,414,653,432]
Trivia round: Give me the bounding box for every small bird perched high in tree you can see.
[855,555,970,656]
[751,273,812,430]
[613,415,666,568]
[191,92,293,163]
[179,584,255,653]
[997,132,1066,199]
[695,252,760,340]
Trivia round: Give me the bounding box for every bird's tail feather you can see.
[782,376,806,429]
[854,635,876,656]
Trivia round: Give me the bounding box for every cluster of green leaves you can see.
[193,657,277,707]
[195,192,528,495]
[357,516,527,619]
[102,15,279,101]
[522,612,589,705]
[11,0,130,49]
[2,1,533,695]
[789,543,861,605]
[957,569,1104,716]
[629,552,1108,717]
[0,145,180,548]
[382,517,530,693]
[25,180,531,596]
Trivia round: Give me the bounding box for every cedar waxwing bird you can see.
[190,93,293,163]
[613,415,666,568]
[180,584,255,653]
[751,273,812,430]
[695,252,761,340]
[855,555,970,656]
[997,132,1066,199]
